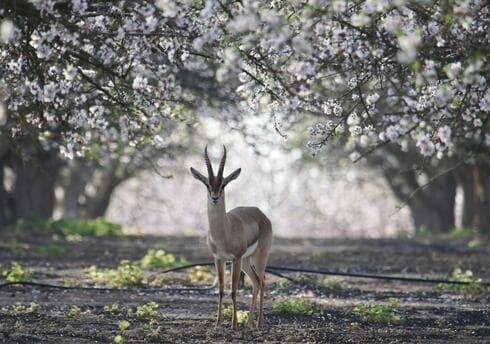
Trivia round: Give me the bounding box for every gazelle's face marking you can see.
[208,178,225,204]
[190,145,241,205]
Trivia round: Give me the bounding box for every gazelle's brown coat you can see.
[190,146,272,328]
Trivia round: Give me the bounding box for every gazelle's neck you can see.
[207,192,228,242]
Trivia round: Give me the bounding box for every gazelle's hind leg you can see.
[251,246,269,327]
[242,257,260,327]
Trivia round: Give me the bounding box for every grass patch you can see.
[272,298,319,316]
[321,277,346,289]
[127,301,158,318]
[437,267,484,296]
[449,227,479,240]
[104,303,121,313]
[396,225,430,239]
[223,305,249,325]
[65,305,82,317]
[353,298,401,323]
[84,248,191,287]
[140,249,189,269]
[118,320,130,331]
[32,243,69,254]
[187,266,213,283]
[448,227,483,248]
[3,302,41,314]
[84,260,144,287]
[15,216,122,236]
[1,261,32,282]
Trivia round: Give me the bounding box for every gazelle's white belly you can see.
[213,241,258,260]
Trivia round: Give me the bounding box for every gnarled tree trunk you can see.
[458,162,490,234]
[10,151,62,220]
[370,147,457,234]
[407,173,456,233]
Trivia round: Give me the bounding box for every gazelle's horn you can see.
[204,145,214,179]
[217,145,227,180]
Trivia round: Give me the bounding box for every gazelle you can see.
[190,145,272,328]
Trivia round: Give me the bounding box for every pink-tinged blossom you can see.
[480,90,490,111]
[42,82,57,103]
[0,0,487,162]
[71,0,87,15]
[437,126,451,144]
[385,125,400,141]
[416,134,435,156]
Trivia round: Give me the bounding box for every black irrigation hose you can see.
[0,281,215,293]
[266,266,490,286]
[0,262,488,292]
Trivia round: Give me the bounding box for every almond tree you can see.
[190,0,489,232]
[0,0,217,225]
[1,0,488,232]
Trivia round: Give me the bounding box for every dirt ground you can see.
[0,233,489,343]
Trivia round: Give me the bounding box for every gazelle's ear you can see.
[223,168,241,186]
[190,167,208,185]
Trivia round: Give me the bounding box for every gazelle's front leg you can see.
[215,258,225,326]
[231,257,242,328]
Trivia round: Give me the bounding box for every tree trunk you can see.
[84,166,120,219]
[0,138,12,229]
[477,170,490,234]
[378,153,457,234]
[62,161,95,218]
[474,164,490,234]
[85,180,118,218]
[407,173,456,233]
[11,151,62,220]
[457,163,490,234]
[0,160,10,229]
[459,166,478,228]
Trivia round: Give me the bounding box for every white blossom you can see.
[351,14,370,27]
[396,32,421,63]
[72,0,87,14]
[446,62,462,79]
[473,118,482,127]
[132,75,148,90]
[156,0,179,17]
[228,14,259,33]
[437,126,451,144]
[0,19,16,43]
[366,93,380,105]
[42,82,57,103]
[416,134,435,156]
